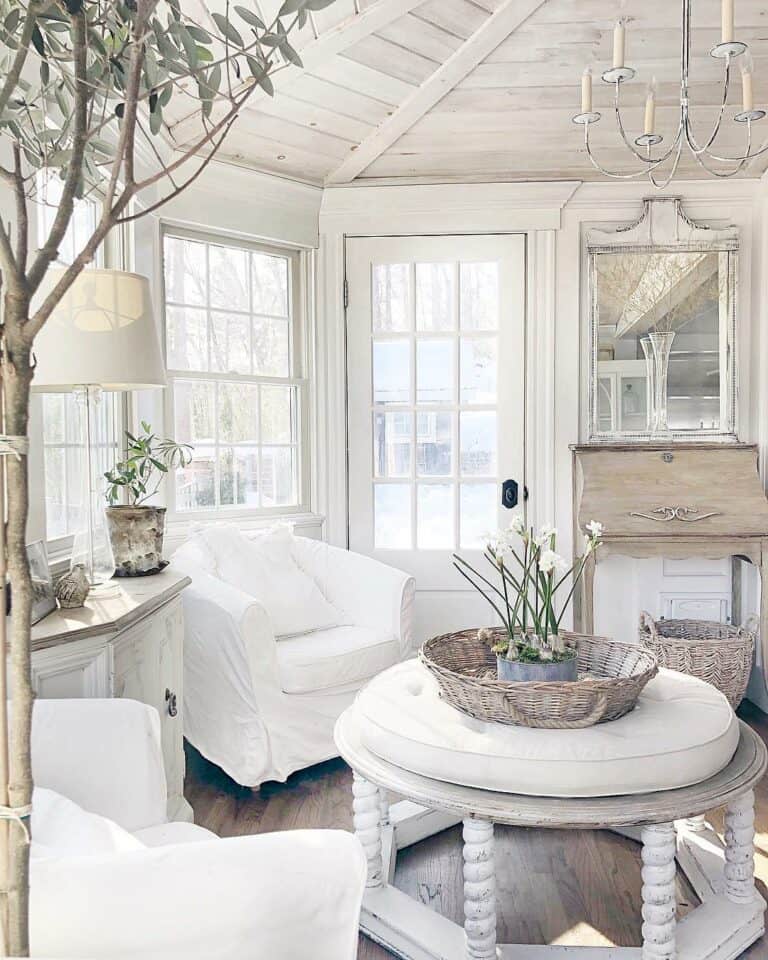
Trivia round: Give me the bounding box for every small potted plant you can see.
[453,517,603,682]
[104,422,193,577]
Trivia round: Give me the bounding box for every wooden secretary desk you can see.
[571,443,768,665]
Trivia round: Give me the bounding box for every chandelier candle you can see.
[613,19,626,68]
[644,78,657,135]
[742,53,754,112]
[582,66,593,113]
[722,0,734,44]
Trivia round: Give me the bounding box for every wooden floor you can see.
[185,701,768,959]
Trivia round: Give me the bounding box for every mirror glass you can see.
[591,248,734,439]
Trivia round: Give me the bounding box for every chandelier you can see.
[572,0,765,186]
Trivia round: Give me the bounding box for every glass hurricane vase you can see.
[648,331,676,439]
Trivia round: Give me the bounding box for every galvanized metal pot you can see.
[105,506,167,577]
[497,653,578,683]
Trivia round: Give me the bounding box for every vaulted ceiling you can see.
[171,0,768,185]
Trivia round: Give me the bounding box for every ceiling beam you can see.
[325,0,549,185]
[169,0,427,144]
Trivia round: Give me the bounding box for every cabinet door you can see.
[31,635,112,699]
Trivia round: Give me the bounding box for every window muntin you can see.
[163,230,305,515]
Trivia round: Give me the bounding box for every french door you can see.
[346,235,526,641]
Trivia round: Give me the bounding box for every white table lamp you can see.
[32,268,166,587]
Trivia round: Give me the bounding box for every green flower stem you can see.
[452,562,511,632]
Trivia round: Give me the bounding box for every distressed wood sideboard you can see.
[29,570,191,821]
[571,443,768,665]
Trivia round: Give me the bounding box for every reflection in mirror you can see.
[593,249,732,438]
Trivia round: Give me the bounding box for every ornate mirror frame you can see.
[587,197,738,443]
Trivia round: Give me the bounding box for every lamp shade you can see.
[31,268,166,391]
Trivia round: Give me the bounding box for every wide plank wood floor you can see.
[185,701,768,959]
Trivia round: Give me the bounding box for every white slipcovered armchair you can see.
[172,526,415,787]
[30,698,366,959]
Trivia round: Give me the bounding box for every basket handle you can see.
[639,610,656,637]
[500,690,609,729]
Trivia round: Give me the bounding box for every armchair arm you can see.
[31,829,366,960]
[31,699,167,832]
[294,539,416,657]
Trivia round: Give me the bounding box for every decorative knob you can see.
[165,688,178,718]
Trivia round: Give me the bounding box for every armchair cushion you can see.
[31,788,143,860]
[199,524,345,637]
[276,625,401,694]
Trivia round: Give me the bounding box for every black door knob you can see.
[501,479,519,509]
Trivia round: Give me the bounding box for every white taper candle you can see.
[644,77,657,135]
[722,0,734,44]
[581,66,593,113]
[742,52,754,112]
[613,20,626,69]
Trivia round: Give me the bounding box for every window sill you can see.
[164,510,326,541]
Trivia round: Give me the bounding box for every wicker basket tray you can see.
[639,612,755,708]
[419,629,658,729]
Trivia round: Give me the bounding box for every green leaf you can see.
[4,8,20,34]
[186,24,212,43]
[178,25,198,69]
[257,71,274,96]
[211,12,244,47]
[40,59,50,85]
[31,24,45,57]
[196,45,213,62]
[280,41,302,67]
[234,6,265,29]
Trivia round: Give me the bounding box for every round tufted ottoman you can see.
[355,660,739,797]
[335,662,767,960]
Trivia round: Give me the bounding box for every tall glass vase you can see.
[640,336,656,433]
[648,331,676,439]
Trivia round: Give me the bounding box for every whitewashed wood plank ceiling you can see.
[169,0,768,184]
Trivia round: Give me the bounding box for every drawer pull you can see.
[629,506,721,523]
[165,688,178,718]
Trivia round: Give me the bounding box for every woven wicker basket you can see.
[638,612,755,708]
[419,629,658,729]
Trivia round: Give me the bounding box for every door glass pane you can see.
[416,263,454,331]
[417,484,454,549]
[375,484,411,548]
[460,262,499,331]
[417,413,452,477]
[373,340,410,404]
[374,412,412,478]
[460,338,497,404]
[460,483,497,549]
[373,264,411,332]
[417,339,454,404]
[460,411,497,476]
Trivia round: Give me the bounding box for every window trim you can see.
[160,223,312,521]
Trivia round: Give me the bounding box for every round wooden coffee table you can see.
[335,709,766,960]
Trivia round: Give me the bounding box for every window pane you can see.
[461,483,497,549]
[460,411,497,476]
[374,412,412,478]
[174,380,215,444]
[167,306,207,371]
[416,339,454,404]
[210,311,251,375]
[252,253,288,316]
[43,395,66,443]
[460,338,497,404]
[44,447,66,540]
[373,264,410,332]
[164,236,207,306]
[261,385,294,443]
[374,484,411,549]
[373,340,410,404]
[260,447,297,507]
[417,413,452,477]
[209,245,248,311]
[219,382,259,444]
[417,484,454,549]
[416,263,454,331]
[253,315,290,377]
[176,445,215,511]
[220,447,259,507]
[460,262,499,331]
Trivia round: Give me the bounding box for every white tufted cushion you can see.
[356,660,739,797]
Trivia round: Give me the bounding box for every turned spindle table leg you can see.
[724,789,757,904]
[641,822,677,960]
[353,772,384,888]
[463,818,496,960]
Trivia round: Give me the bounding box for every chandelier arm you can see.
[584,123,681,180]
[687,121,753,176]
[687,114,768,163]
[614,90,684,165]
[684,57,732,154]
[647,136,684,188]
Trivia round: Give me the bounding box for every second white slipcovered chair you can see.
[172,524,415,787]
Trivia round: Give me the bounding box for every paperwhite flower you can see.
[508,514,526,536]
[534,524,557,547]
[539,647,554,662]
[586,520,604,539]
[539,549,568,575]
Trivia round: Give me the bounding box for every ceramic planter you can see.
[105,505,167,577]
[496,653,578,683]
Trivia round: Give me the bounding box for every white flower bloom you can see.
[534,523,557,547]
[586,520,604,539]
[539,647,554,662]
[539,549,568,575]
[508,514,526,536]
